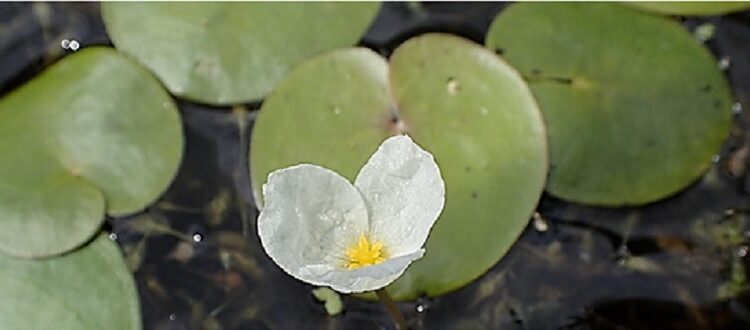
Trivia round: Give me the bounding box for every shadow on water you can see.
[2,2,750,329]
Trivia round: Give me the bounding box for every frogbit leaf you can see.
[0,234,141,330]
[486,3,732,206]
[251,34,547,300]
[0,47,183,257]
[101,2,381,105]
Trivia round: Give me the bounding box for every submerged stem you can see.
[375,288,407,330]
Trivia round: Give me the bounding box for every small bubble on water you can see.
[416,304,425,313]
[718,56,731,70]
[168,314,177,321]
[108,233,118,241]
[737,245,748,257]
[712,154,721,163]
[732,102,743,114]
[61,39,80,51]
[193,233,203,243]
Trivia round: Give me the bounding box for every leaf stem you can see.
[375,288,407,330]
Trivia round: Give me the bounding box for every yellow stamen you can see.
[345,234,387,270]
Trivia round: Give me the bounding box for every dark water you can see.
[2,2,750,330]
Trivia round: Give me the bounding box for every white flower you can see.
[257,135,445,293]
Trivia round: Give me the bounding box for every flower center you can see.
[345,234,386,270]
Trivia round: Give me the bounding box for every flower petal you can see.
[300,249,425,293]
[258,164,369,286]
[354,135,445,256]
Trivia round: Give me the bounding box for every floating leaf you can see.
[250,34,547,300]
[625,2,750,16]
[0,47,183,257]
[0,234,141,329]
[101,2,381,105]
[486,3,732,206]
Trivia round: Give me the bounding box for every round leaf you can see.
[0,47,183,257]
[250,34,547,300]
[486,3,733,206]
[101,2,380,105]
[624,2,750,16]
[0,235,141,330]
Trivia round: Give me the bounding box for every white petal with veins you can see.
[355,135,445,256]
[258,164,369,286]
[257,135,445,293]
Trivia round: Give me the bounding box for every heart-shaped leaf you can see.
[0,235,141,330]
[0,47,183,257]
[486,3,733,206]
[102,2,381,105]
[250,34,547,300]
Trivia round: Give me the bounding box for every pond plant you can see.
[257,135,444,295]
[257,135,444,327]
[1,1,750,329]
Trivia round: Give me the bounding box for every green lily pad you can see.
[250,34,547,300]
[486,3,733,206]
[0,47,183,257]
[101,2,380,105]
[0,234,141,330]
[625,2,750,16]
